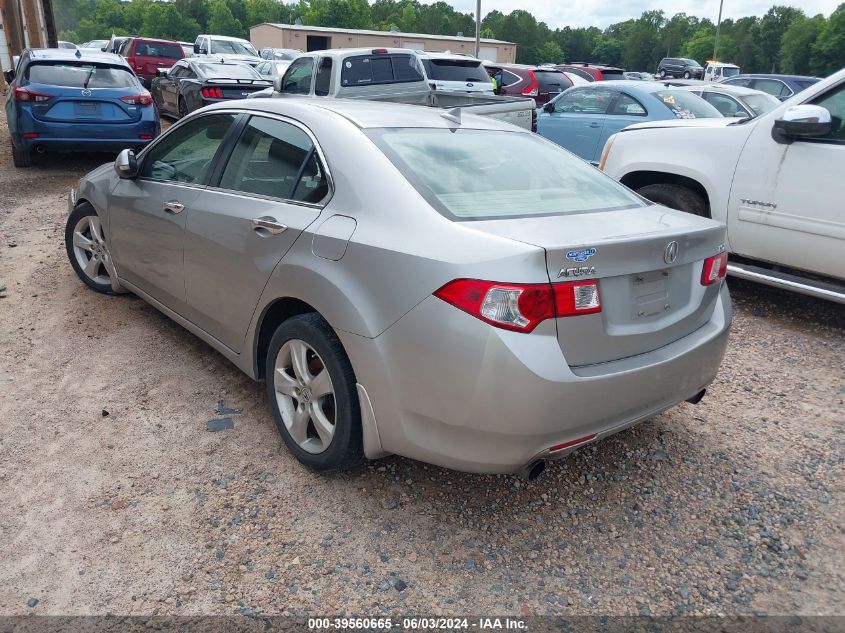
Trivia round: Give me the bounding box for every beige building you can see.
[250,23,516,64]
[1,0,56,70]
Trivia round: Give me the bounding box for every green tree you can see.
[535,41,563,64]
[811,3,845,76]
[681,27,714,64]
[207,0,244,36]
[759,5,805,71]
[781,15,826,74]
[591,36,622,66]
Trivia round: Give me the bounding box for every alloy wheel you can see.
[273,339,336,454]
[71,215,114,286]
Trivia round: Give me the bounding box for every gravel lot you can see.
[0,108,843,619]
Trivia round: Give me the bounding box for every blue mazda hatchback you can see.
[4,48,159,167]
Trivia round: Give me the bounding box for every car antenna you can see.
[441,107,461,124]
[75,48,82,58]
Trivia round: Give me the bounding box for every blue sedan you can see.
[3,48,159,167]
[536,81,723,163]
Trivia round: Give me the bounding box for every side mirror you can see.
[3,69,14,84]
[114,149,138,179]
[156,68,168,77]
[772,104,832,143]
[193,43,200,54]
[273,74,284,93]
[543,102,555,113]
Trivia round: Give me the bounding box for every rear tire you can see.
[683,71,692,79]
[636,183,709,217]
[178,96,188,118]
[11,142,32,168]
[658,69,666,79]
[265,313,363,472]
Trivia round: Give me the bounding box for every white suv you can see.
[415,52,494,94]
[193,34,261,66]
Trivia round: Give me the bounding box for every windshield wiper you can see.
[82,66,96,89]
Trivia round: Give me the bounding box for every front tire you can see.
[178,96,188,118]
[11,142,32,168]
[265,313,363,472]
[65,203,126,294]
[658,69,666,79]
[637,183,709,217]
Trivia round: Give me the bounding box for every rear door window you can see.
[553,87,615,114]
[751,78,792,98]
[218,116,330,204]
[609,93,647,116]
[25,63,137,88]
[340,54,423,86]
[140,113,236,184]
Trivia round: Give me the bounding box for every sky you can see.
[447,0,843,29]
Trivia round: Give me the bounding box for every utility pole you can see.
[475,0,481,58]
[713,0,724,60]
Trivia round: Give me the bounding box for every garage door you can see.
[478,46,498,62]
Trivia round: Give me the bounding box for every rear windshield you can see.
[654,90,722,119]
[341,54,424,86]
[535,70,572,91]
[796,79,820,90]
[421,59,490,83]
[721,67,740,77]
[25,62,137,88]
[367,128,645,221]
[198,63,260,79]
[210,40,258,56]
[600,69,626,80]
[135,41,183,59]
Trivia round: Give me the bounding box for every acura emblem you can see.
[81,88,92,97]
[664,241,679,264]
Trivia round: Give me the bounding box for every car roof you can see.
[415,51,480,61]
[732,73,820,81]
[573,80,673,94]
[25,48,128,65]
[563,63,624,70]
[201,34,252,42]
[204,97,527,132]
[130,37,182,44]
[677,84,767,97]
[299,47,416,59]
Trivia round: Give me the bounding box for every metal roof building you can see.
[250,23,516,63]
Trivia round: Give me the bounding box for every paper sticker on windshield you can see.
[662,95,676,105]
[566,247,597,263]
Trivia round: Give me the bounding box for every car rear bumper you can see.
[341,283,731,474]
[12,111,159,153]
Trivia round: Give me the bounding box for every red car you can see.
[117,37,185,88]
[556,63,626,82]
[484,63,573,106]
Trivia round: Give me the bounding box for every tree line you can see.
[55,0,845,77]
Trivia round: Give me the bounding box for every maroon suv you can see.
[484,63,573,106]
[118,37,185,87]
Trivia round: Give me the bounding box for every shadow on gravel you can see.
[727,278,844,333]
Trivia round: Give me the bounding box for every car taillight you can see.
[522,70,539,97]
[201,86,223,98]
[434,278,601,333]
[14,87,53,102]
[701,252,728,285]
[120,92,153,106]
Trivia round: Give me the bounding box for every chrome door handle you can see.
[252,217,288,235]
[163,201,184,214]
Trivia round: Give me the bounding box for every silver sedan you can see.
[66,99,731,476]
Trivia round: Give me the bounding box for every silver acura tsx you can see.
[66,98,731,477]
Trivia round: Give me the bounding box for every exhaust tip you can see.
[524,460,546,482]
[35,145,46,154]
[686,389,706,405]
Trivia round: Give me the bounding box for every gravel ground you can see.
[0,107,843,618]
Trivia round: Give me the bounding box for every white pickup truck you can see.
[262,48,537,131]
[600,67,845,304]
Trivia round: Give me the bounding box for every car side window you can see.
[553,88,614,114]
[281,57,314,95]
[139,113,236,184]
[810,82,845,143]
[724,77,751,88]
[314,57,332,96]
[609,93,647,116]
[218,116,329,204]
[704,92,745,117]
[752,79,791,98]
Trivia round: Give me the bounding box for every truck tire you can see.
[11,142,32,168]
[636,183,709,217]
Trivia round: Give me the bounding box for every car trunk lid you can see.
[468,205,727,366]
[28,85,143,124]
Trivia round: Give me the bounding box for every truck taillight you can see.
[120,91,153,106]
[701,252,728,285]
[522,70,539,97]
[434,279,601,333]
[14,87,52,102]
